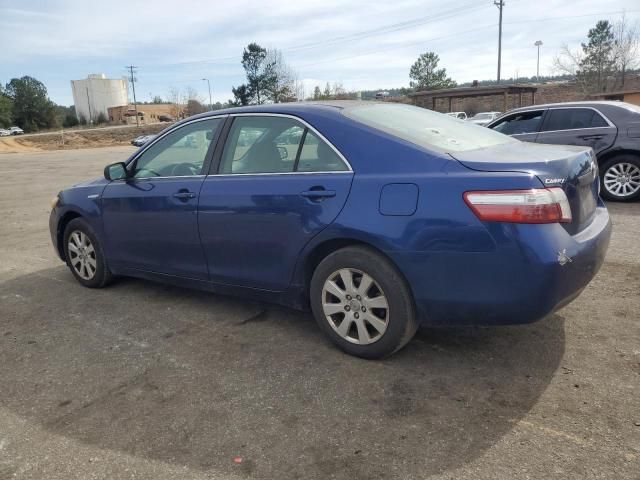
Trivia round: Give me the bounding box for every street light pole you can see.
[202,78,212,110]
[534,40,543,82]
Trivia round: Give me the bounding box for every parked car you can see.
[375,91,390,100]
[9,126,24,135]
[0,128,11,137]
[158,115,175,122]
[468,111,502,126]
[131,134,157,147]
[50,102,611,359]
[446,111,467,120]
[487,101,640,201]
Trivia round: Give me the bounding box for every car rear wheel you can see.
[310,246,417,359]
[63,218,112,288]
[600,155,640,202]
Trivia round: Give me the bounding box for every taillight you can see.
[464,188,572,224]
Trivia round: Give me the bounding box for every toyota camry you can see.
[49,102,612,358]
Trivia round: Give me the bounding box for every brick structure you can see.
[408,74,640,114]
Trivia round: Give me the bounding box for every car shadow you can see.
[0,267,565,479]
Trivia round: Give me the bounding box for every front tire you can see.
[63,218,112,288]
[600,155,640,202]
[310,246,417,359]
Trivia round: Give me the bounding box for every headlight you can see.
[51,194,60,210]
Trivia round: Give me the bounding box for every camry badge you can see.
[545,178,565,185]
[557,249,573,266]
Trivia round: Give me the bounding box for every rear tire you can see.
[63,218,113,288]
[310,246,418,359]
[600,155,640,202]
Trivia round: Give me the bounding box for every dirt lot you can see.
[0,124,167,153]
[0,147,639,479]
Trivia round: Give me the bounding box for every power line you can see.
[126,65,139,127]
[291,9,639,71]
[151,0,488,68]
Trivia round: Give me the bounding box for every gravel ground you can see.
[0,146,638,480]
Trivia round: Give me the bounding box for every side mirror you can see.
[104,162,128,181]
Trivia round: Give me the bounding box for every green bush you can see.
[95,112,108,124]
[63,114,79,128]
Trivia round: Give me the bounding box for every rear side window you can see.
[541,108,609,131]
[491,111,544,135]
[297,131,349,172]
[219,116,349,174]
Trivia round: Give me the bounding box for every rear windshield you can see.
[343,103,516,153]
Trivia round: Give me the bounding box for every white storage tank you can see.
[71,73,129,123]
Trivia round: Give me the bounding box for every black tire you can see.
[310,246,418,359]
[599,154,640,202]
[63,218,113,288]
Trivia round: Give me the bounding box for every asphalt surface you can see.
[0,147,639,480]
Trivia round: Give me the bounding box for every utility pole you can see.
[202,78,213,110]
[85,87,92,124]
[126,65,139,126]
[534,40,543,81]
[494,0,504,84]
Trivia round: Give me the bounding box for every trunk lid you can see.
[450,141,599,234]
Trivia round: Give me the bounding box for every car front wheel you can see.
[600,155,640,202]
[310,246,418,359]
[63,218,112,288]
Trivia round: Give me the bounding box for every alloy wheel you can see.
[603,162,640,197]
[321,268,389,345]
[68,230,97,280]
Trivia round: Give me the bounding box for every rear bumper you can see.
[388,204,612,326]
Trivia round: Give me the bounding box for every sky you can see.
[1,0,639,107]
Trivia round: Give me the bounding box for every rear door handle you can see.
[579,134,603,140]
[300,189,336,200]
[173,191,196,200]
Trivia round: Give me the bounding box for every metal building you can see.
[70,74,129,123]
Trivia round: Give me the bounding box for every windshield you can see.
[344,103,515,153]
[473,113,492,119]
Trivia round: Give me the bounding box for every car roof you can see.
[196,100,374,117]
[507,100,626,112]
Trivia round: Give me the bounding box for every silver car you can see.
[468,111,502,127]
[487,101,640,202]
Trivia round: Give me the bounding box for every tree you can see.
[579,20,616,92]
[0,85,13,128]
[152,95,164,104]
[313,86,321,100]
[4,76,57,132]
[239,42,276,104]
[264,48,297,103]
[555,19,625,93]
[323,82,331,99]
[613,14,640,88]
[185,99,207,117]
[231,84,250,106]
[409,52,456,90]
[167,87,185,118]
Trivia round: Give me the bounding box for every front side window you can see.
[132,118,222,178]
[491,110,544,135]
[343,103,515,153]
[219,116,348,174]
[541,108,609,132]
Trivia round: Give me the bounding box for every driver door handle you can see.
[173,191,196,201]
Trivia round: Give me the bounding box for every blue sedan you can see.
[49,102,612,358]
